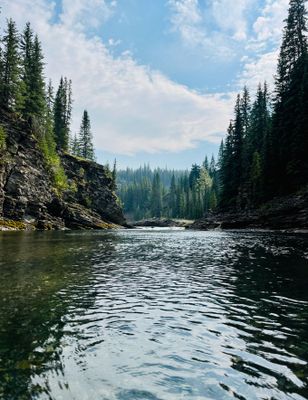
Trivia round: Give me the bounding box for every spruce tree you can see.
[275,0,307,101]
[30,35,46,118]
[241,86,251,137]
[71,133,80,156]
[250,151,262,205]
[269,0,308,195]
[0,47,4,104]
[78,110,95,161]
[19,22,33,117]
[169,174,177,218]
[112,159,117,190]
[203,156,209,170]
[150,173,162,218]
[54,77,72,151]
[0,19,20,110]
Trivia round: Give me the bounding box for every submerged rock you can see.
[0,111,126,230]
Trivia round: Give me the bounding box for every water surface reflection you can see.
[0,230,307,400]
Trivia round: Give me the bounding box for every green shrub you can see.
[0,125,7,150]
[34,119,69,194]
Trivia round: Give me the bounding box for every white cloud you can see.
[168,0,253,58]
[60,0,117,31]
[239,50,279,89]
[168,0,207,48]
[167,0,289,94]
[0,0,234,156]
[253,0,289,44]
[211,0,253,42]
[238,0,289,92]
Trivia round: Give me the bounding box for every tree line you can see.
[0,19,95,164]
[219,0,308,210]
[118,0,308,220]
[117,161,218,221]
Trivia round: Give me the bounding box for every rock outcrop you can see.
[190,189,308,231]
[133,218,192,228]
[0,111,126,230]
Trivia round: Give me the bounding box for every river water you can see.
[0,229,307,400]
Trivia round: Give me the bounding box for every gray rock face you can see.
[0,111,126,230]
[190,190,308,231]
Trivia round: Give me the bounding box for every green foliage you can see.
[73,110,95,161]
[117,162,218,221]
[0,19,20,110]
[218,0,308,209]
[265,0,308,196]
[52,161,69,193]
[33,117,68,193]
[0,125,7,150]
[18,24,46,119]
[54,77,72,152]
[250,151,262,205]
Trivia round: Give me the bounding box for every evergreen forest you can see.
[0,19,97,190]
[117,0,308,221]
[1,0,307,222]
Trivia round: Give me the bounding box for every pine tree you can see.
[71,133,80,156]
[269,0,308,195]
[54,77,72,151]
[19,22,33,117]
[189,164,201,189]
[0,19,20,110]
[275,0,307,101]
[221,94,245,208]
[78,110,95,161]
[209,155,216,178]
[244,83,271,204]
[203,156,209,170]
[64,78,73,133]
[29,35,46,118]
[220,122,234,207]
[0,46,3,103]
[250,151,262,205]
[150,172,162,217]
[241,86,251,137]
[46,80,54,119]
[112,159,117,190]
[169,174,177,218]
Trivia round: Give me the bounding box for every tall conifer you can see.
[78,110,95,161]
[0,19,20,110]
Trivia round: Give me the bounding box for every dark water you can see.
[0,229,308,400]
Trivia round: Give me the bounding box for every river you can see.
[0,229,307,400]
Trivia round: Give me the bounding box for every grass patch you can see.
[0,219,27,230]
[0,125,7,150]
[32,117,69,195]
[96,221,118,229]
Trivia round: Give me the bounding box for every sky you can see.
[0,0,290,168]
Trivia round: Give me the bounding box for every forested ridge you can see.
[118,0,308,221]
[0,19,99,190]
[117,161,218,220]
[1,0,307,225]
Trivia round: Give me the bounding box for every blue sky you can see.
[1,0,290,168]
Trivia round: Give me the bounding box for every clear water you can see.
[0,229,307,400]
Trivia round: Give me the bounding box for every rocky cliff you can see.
[0,111,126,230]
[190,189,308,231]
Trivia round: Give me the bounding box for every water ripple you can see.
[0,229,307,399]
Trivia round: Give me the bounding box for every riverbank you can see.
[132,218,193,228]
[190,189,308,231]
